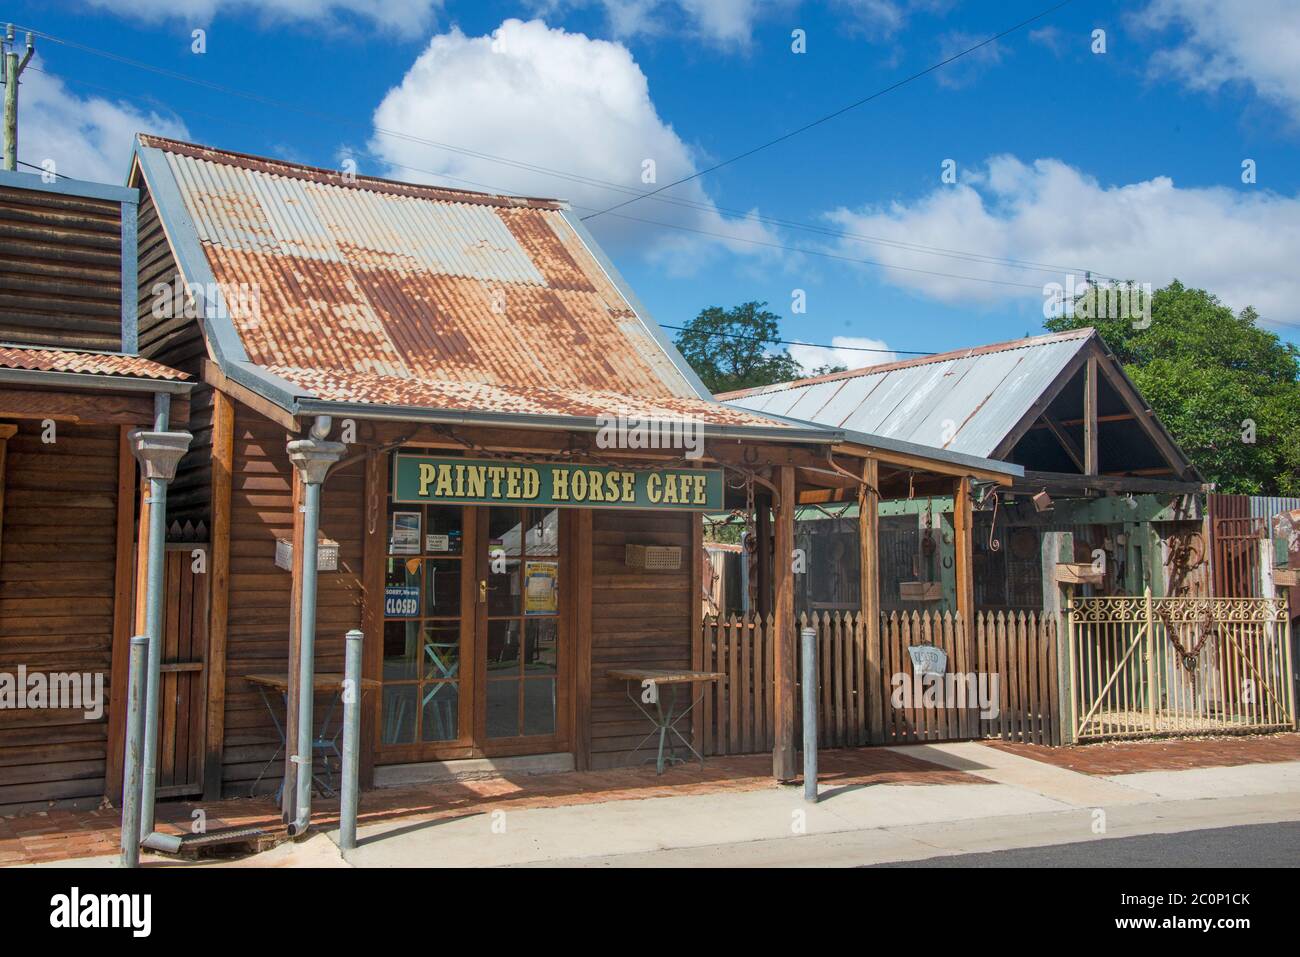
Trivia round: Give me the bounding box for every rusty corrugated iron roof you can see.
[722,330,1096,458]
[0,345,190,381]
[265,364,793,426]
[135,136,789,429]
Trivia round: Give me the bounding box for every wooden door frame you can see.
[368,493,574,765]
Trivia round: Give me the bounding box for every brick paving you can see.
[987,731,1300,776]
[0,746,978,866]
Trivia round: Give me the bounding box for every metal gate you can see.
[1212,516,1266,598]
[1069,591,1295,740]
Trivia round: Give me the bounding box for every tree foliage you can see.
[673,301,803,394]
[1046,280,1300,495]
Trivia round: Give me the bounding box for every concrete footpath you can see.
[36,742,1300,868]
[342,743,1300,868]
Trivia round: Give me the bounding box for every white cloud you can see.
[83,0,442,37]
[1139,0,1300,121]
[789,336,896,373]
[367,18,778,270]
[823,155,1300,329]
[18,61,189,184]
[531,0,769,48]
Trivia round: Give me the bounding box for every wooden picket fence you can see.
[699,609,1061,756]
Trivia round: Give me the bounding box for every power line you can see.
[660,325,934,357]
[580,0,1079,222]
[13,18,1122,285]
[18,26,1300,337]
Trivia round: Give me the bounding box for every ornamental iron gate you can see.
[1068,591,1295,741]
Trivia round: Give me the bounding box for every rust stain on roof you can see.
[265,365,790,427]
[141,137,788,425]
[0,346,190,381]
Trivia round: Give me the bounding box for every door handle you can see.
[479,580,487,604]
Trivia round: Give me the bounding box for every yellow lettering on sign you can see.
[663,473,679,504]
[693,474,707,505]
[467,466,486,499]
[571,469,589,501]
[552,468,570,500]
[522,468,540,500]
[621,471,635,502]
[455,464,466,498]
[506,467,522,499]
[647,473,662,503]
[435,464,453,497]
[488,466,506,498]
[588,470,606,502]
[418,463,437,496]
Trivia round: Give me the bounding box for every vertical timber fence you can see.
[699,609,1061,756]
[1069,592,1296,741]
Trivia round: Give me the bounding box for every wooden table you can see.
[244,673,381,799]
[606,669,725,774]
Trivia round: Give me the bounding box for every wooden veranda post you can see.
[860,456,883,744]
[953,477,975,623]
[203,389,234,799]
[772,465,797,781]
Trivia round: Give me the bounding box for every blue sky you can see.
[8,0,1300,364]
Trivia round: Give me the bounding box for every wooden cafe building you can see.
[2,136,1018,821]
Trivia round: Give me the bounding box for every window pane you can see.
[488,507,523,557]
[423,622,461,680]
[385,556,421,590]
[421,682,459,742]
[523,678,556,736]
[381,685,417,745]
[423,559,461,617]
[524,618,557,675]
[486,619,521,673]
[487,679,520,738]
[525,508,559,557]
[383,620,420,680]
[423,505,463,555]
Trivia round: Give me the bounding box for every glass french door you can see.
[380,497,565,759]
[479,506,562,747]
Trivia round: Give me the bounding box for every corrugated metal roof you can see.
[722,330,1095,458]
[138,136,777,427]
[0,346,190,381]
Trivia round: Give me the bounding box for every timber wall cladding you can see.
[589,509,693,770]
[0,420,121,810]
[0,185,123,351]
[135,186,206,374]
[220,405,365,795]
[169,385,216,531]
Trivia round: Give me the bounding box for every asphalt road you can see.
[874,822,1300,867]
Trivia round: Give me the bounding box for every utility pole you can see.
[2,24,35,172]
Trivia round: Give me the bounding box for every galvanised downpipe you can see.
[801,626,819,803]
[338,628,364,852]
[129,395,192,846]
[119,634,149,867]
[285,417,344,837]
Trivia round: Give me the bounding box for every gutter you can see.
[0,368,193,394]
[292,397,844,445]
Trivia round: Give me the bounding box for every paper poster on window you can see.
[390,511,421,555]
[523,561,558,615]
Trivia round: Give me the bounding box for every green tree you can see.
[1045,280,1300,495]
[674,301,803,394]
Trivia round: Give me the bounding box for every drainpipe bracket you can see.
[287,438,346,485]
[128,429,194,482]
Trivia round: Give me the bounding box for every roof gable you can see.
[132,136,728,418]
